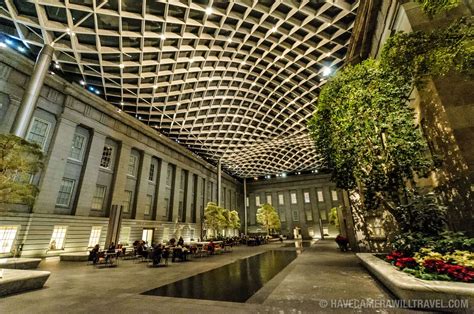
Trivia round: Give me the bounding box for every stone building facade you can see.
[0,48,242,257]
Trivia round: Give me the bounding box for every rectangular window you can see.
[142,228,154,244]
[119,226,131,246]
[144,194,153,215]
[128,154,137,176]
[266,194,272,205]
[123,191,132,213]
[255,195,261,206]
[279,209,286,222]
[317,189,324,202]
[290,191,297,204]
[304,191,311,204]
[305,210,313,221]
[320,210,327,220]
[91,185,106,210]
[148,163,155,181]
[278,193,284,205]
[246,196,249,207]
[331,190,338,201]
[292,210,299,221]
[100,146,113,169]
[0,226,18,253]
[49,226,67,250]
[26,117,50,150]
[69,133,86,161]
[56,178,75,207]
[88,226,102,247]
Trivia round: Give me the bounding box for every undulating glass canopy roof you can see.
[0,0,359,178]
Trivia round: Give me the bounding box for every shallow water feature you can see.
[142,250,297,303]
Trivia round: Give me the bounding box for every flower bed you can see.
[385,248,474,283]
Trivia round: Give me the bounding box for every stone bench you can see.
[60,252,89,262]
[0,258,42,269]
[0,269,50,297]
[357,253,474,310]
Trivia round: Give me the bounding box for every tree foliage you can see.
[229,210,241,229]
[308,59,433,210]
[0,134,44,206]
[256,203,281,234]
[414,0,460,17]
[204,202,226,236]
[308,18,473,213]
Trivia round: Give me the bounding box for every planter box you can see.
[357,253,473,311]
[0,269,50,297]
[0,258,41,269]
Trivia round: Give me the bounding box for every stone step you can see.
[0,269,50,297]
[0,258,42,269]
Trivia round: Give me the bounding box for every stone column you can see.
[217,160,222,206]
[75,131,106,216]
[33,117,77,213]
[110,143,132,212]
[172,165,182,222]
[11,45,54,137]
[185,171,194,223]
[155,160,168,219]
[134,152,151,220]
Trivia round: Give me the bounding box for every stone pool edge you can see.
[356,253,474,310]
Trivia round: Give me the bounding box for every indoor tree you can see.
[0,134,44,206]
[256,203,281,235]
[204,202,226,237]
[229,210,241,236]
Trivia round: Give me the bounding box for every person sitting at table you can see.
[169,238,176,246]
[177,236,184,246]
[207,240,215,255]
[107,242,116,253]
[152,244,163,266]
[88,244,100,264]
[172,246,183,262]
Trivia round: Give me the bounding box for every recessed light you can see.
[322,66,332,76]
[17,46,26,53]
[153,85,158,89]
[117,108,122,113]
[120,101,124,106]
[205,7,213,15]
[270,26,278,33]
[227,38,232,43]
[54,63,60,69]
[119,63,125,69]
[159,33,166,40]
[80,80,86,86]
[95,90,100,95]
[251,82,256,86]
[5,39,13,46]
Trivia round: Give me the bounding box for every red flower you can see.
[423,259,474,282]
[394,257,417,269]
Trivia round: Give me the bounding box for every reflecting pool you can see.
[142,250,297,303]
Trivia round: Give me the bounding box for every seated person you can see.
[172,246,183,262]
[152,244,163,266]
[335,235,349,252]
[207,240,215,254]
[177,236,184,246]
[137,242,148,259]
[88,244,100,264]
[169,238,176,247]
[107,242,116,253]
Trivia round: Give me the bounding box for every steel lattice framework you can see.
[0,0,358,178]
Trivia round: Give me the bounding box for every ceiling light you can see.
[54,62,60,69]
[95,90,100,95]
[119,63,125,69]
[117,108,122,113]
[189,58,194,63]
[322,66,332,76]
[5,38,13,46]
[0,42,7,48]
[227,38,232,43]
[159,33,166,40]
[79,80,86,86]
[270,26,278,33]
[120,101,124,106]
[153,85,158,89]
[205,7,213,15]
[281,173,287,177]
[50,71,55,75]
[17,46,26,53]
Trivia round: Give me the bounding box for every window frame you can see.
[26,117,51,151]
[123,190,133,213]
[290,191,297,204]
[87,226,102,248]
[144,194,153,215]
[91,185,107,210]
[148,162,155,182]
[303,191,311,204]
[49,226,68,250]
[56,178,76,207]
[278,193,284,205]
[0,226,19,254]
[100,145,114,169]
[127,154,138,177]
[68,133,87,162]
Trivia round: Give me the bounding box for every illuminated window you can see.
[56,178,75,207]
[304,191,311,203]
[255,195,261,206]
[278,193,284,205]
[0,226,18,253]
[69,133,86,161]
[266,194,272,205]
[88,226,102,247]
[49,226,67,250]
[317,189,324,202]
[26,117,50,150]
[119,227,131,246]
[142,228,154,244]
[331,190,338,201]
[290,191,297,204]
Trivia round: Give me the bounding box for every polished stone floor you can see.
[1,240,409,313]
